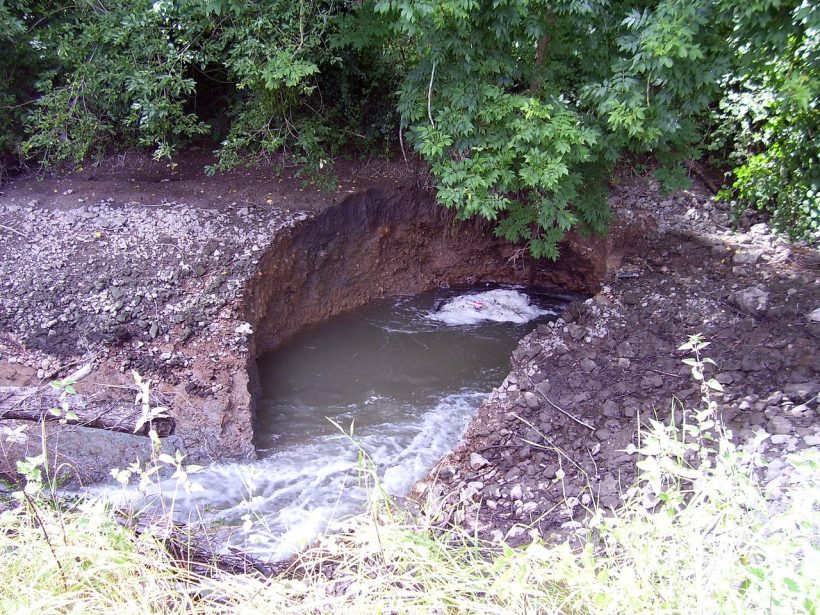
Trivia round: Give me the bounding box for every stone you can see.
[530,370,548,385]
[740,352,769,372]
[770,434,794,446]
[580,358,597,373]
[617,341,636,359]
[523,391,539,409]
[787,404,812,418]
[715,372,735,385]
[567,324,587,341]
[602,399,619,417]
[766,416,793,436]
[783,381,820,401]
[733,249,764,265]
[763,405,780,419]
[810,307,820,322]
[513,345,540,362]
[595,428,611,441]
[504,467,521,482]
[747,411,767,426]
[729,286,769,316]
[469,453,489,470]
[509,484,523,500]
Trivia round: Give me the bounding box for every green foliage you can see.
[0,0,42,176]
[711,0,820,240]
[367,0,617,258]
[1,0,817,248]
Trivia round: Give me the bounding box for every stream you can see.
[119,287,568,559]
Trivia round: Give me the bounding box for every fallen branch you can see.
[0,386,175,437]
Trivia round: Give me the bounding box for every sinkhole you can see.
[171,285,572,559]
[159,187,607,557]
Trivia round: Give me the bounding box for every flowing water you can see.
[121,287,568,559]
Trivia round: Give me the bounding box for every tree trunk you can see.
[0,386,176,437]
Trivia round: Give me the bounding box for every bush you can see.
[711,0,819,241]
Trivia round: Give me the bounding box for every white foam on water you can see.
[115,390,485,560]
[427,288,554,325]
[87,288,563,561]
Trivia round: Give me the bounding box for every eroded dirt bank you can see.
[0,170,630,483]
[2,159,815,551]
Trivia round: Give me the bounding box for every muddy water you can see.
[154,287,568,559]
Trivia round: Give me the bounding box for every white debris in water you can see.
[427,289,553,325]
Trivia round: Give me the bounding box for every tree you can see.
[2,0,817,252]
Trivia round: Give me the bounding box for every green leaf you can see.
[706,378,724,392]
[783,577,800,592]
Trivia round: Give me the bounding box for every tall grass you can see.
[1,338,817,613]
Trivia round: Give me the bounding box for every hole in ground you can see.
[240,186,606,456]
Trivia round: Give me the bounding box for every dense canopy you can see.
[1,0,817,255]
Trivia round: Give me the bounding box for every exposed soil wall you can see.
[245,187,606,357]
[239,186,619,451]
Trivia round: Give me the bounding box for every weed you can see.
[0,336,816,613]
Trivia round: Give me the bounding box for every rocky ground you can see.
[415,176,819,544]
[1,153,817,550]
[0,154,428,481]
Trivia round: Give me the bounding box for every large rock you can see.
[729,286,769,316]
[733,249,764,265]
